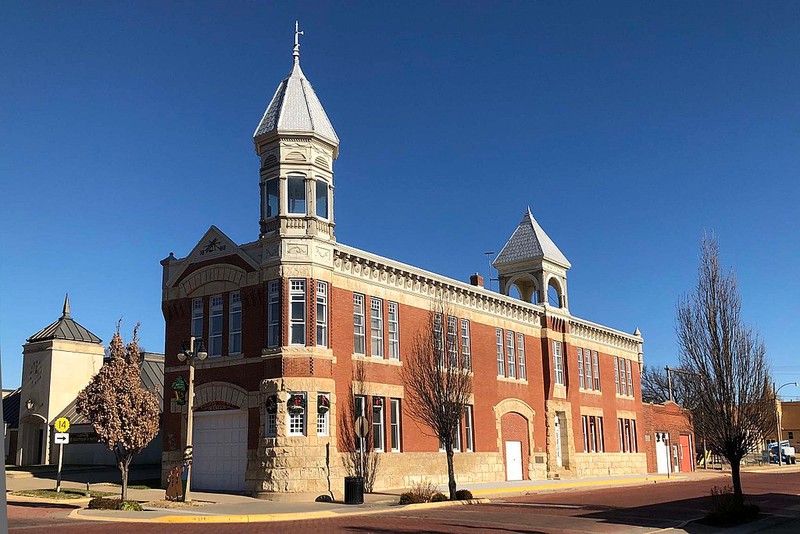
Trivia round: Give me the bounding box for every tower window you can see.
[288,175,306,214]
[265,178,279,218]
[315,179,328,219]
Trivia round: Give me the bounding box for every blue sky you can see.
[2,2,799,395]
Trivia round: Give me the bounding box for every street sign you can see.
[54,417,70,433]
[354,416,369,438]
[54,433,69,444]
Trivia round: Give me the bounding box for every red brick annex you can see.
[160,32,685,497]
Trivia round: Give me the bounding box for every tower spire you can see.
[293,20,303,63]
[62,293,71,318]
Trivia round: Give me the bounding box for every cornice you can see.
[569,318,643,353]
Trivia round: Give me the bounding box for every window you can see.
[316,281,328,347]
[553,341,564,385]
[354,395,366,450]
[434,313,444,366]
[287,175,306,214]
[315,179,328,218]
[370,297,384,357]
[578,348,585,389]
[388,302,399,360]
[461,320,471,371]
[447,316,459,368]
[265,177,278,218]
[584,348,592,390]
[626,359,633,397]
[372,397,384,452]
[593,351,601,390]
[454,419,462,452]
[582,415,604,452]
[619,418,638,452]
[353,294,365,354]
[614,356,620,394]
[506,330,516,378]
[288,392,306,436]
[465,405,474,452]
[517,333,526,379]
[289,279,306,345]
[266,412,277,437]
[229,292,242,354]
[209,295,223,357]
[790,431,795,440]
[390,398,401,452]
[317,393,330,436]
[496,329,505,376]
[267,280,280,348]
[192,298,203,338]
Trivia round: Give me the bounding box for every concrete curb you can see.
[471,474,686,496]
[68,498,491,524]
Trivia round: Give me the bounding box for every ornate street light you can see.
[176,337,207,501]
[774,381,797,467]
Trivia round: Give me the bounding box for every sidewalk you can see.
[7,468,715,524]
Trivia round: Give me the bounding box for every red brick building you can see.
[641,402,695,474]
[160,34,647,497]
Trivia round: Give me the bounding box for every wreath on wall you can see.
[265,394,278,415]
[318,394,330,414]
[288,394,306,414]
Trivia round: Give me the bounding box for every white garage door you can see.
[192,410,248,492]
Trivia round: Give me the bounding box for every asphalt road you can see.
[9,470,800,533]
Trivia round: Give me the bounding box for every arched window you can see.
[547,279,562,308]
[315,178,329,219]
[287,174,306,214]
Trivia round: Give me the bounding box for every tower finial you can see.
[62,293,71,318]
[293,20,303,63]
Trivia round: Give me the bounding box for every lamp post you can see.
[177,337,207,501]
[773,381,797,467]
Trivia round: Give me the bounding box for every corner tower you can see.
[494,208,571,309]
[254,22,339,242]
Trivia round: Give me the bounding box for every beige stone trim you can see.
[578,388,602,396]
[497,377,529,386]
[194,381,250,409]
[616,410,637,419]
[360,381,404,399]
[180,265,248,297]
[580,406,604,416]
[351,354,402,367]
[494,398,537,458]
[552,384,567,399]
[165,353,255,373]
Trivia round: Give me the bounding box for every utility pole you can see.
[665,366,674,403]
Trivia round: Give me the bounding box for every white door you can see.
[554,415,563,467]
[192,410,248,492]
[505,441,523,481]
[655,432,670,474]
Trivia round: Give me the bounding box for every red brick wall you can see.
[641,402,694,473]
[501,412,530,479]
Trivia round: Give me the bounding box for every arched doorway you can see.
[494,398,536,482]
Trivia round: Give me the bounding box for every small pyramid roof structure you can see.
[494,208,571,269]
[253,39,339,148]
[27,294,102,344]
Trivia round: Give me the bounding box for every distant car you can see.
[768,440,797,464]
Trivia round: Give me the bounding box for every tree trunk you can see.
[121,463,128,502]
[730,457,743,505]
[446,448,457,500]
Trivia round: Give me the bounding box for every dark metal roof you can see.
[3,389,20,428]
[54,352,164,425]
[26,295,102,344]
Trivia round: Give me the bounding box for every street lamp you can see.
[773,381,797,467]
[176,337,207,501]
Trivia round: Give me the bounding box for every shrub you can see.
[431,492,448,502]
[702,485,760,527]
[399,492,426,505]
[88,497,143,511]
[399,480,441,505]
[455,489,473,500]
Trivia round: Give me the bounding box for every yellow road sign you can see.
[54,417,70,433]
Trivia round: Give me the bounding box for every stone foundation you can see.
[574,452,647,477]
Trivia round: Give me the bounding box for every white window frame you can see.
[265,177,279,218]
[370,297,384,357]
[496,329,505,376]
[506,330,516,378]
[593,351,601,390]
[578,348,585,389]
[289,279,306,346]
[465,405,474,452]
[372,397,385,452]
[287,174,306,215]
[192,298,203,338]
[614,356,620,394]
[288,392,306,436]
[317,393,330,436]
[390,398,401,452]
[584,348,593,390]
[229,291,242,354]
[454,419,462,452]
[354,294,365,354]
[316,281,328,348]
[209,294,223,357]
[354,395,366,451]
[553,340,564,385]
[266,412,277,437]
[461,320,471,371]
[626,359,633,397]
[517,332,526,380]
[315,178,329,219]
[388,302,399,360]
[267,280,280,348]
[434,313,444,367]
[447,316,459,368]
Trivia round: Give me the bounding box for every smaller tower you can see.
[493,208,571,309]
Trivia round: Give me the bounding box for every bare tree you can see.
[338,359,380,492]
[401,300,472,500]
[677,236,773,501]
[77,323,160,502]
[641,365,693,406]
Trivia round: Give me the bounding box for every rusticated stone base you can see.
[573,452,647,477]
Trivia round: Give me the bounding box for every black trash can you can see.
[344,476,364,505]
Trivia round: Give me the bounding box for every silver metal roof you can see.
[253,58,339,146]
[26,295,102,344]
[494,208,571,269]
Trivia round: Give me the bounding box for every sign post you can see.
[354,415,368,478]
[53,417,70,493]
